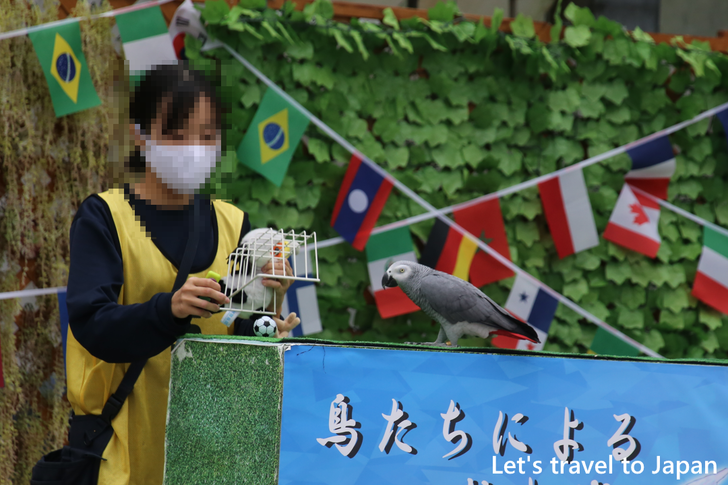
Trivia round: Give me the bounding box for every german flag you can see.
[421,198,513,286]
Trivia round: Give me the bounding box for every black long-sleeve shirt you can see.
[67,186,255,363]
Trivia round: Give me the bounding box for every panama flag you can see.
[331,154,393,251]
[492,274,559,351]
[28,23,101,117]
[538,168,599,259]
[603,184,661,258]
[692,226,728,314]
[366,226,420,318]
[169,0,223,60]
[116,6,177,78]
[624,135,675,200]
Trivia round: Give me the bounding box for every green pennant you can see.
[589,327,640,357]
[28,22,102,117]
[236,88,310,187]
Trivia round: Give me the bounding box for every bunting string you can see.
[0,0,176,42]
[221,43,666,358]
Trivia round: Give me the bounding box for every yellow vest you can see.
[65,188,244,485]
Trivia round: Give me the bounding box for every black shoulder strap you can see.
[99,196,201,425]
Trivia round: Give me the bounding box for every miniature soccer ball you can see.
[253,316,278,337]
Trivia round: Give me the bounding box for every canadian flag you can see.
[603,184,661,258]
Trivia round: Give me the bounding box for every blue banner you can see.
[280,346,728,485]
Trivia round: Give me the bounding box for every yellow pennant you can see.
[258,109,289,165]
[50,33,81,103]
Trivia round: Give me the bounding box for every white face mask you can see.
[140,129,220,195]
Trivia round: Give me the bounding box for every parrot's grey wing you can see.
[419,272,540,343]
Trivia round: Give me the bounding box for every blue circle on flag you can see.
[56,53,76,83]
[263,122,285,150]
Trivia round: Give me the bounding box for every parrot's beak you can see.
[382,272,398,288]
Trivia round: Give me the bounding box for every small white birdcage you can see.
[219,228,319,317]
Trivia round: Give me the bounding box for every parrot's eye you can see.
[399,268,405,273]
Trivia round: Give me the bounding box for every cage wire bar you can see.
[220,229,319,316]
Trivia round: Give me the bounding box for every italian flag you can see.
[366,226,420,319]
[115,6,176,78]
[692,226,728,314]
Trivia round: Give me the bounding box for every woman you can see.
[65,64,299,484]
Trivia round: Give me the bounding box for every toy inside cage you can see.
[219,228,319,317]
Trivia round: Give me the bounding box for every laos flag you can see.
[331,153,393,251]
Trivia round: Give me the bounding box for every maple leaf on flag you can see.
[629,203,649,225]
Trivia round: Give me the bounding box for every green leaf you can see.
[461,144,487,168]
[618,307,644,329]
[548,86,581,113]
[700,308,724,331]
[564,25,592,48]
[659,286,690,313]
[563,279,589,301]
[307,138,330,163]
[240,83,261,108]
[643,329,665,352]
[490,8,504,33]
[510,14,536,39]
[603,80,629,104]
[332,29,354,53]
[441,170,464,197]
[202,0,231,24]
[349,30,369,60]
[564,2,596,27]
[428,0,459,22]
[384,145,409,169]
[382,7,400,29]
[575,251,601,271]
[621,286,646,310]
[432,142,465,169]
[659,310,685,330]
[294,185,321,209]
[515,221,539,248]
[492,145,523,176]
[606,261,631,285]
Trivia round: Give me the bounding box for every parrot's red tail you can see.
[492,329,540,343]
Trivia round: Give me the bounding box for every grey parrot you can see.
[381,261,540,347]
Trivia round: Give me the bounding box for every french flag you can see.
[331,153,393,251]
[492,274,559,351]
[281,280,322,337]
[538,168,599,259]
[603,184,661,258]
[625,135,675,200]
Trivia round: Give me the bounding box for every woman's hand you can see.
[260,258,294,314]
[272,312,300,338]
[171,277,229,319]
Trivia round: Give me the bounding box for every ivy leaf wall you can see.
[195,0,728,359]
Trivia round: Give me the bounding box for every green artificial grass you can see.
[164,339,284,485]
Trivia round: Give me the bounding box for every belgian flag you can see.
[421,198,513,287]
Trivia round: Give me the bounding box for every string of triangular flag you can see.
[1,0,211,117]
[223,44,665,358]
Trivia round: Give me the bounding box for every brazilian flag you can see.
[237,88,309,187]
[29,23,101,117]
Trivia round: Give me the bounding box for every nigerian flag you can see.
[236,88,309,187]
[692,226,728,314]
[115,6,176,85]
[28,22,101,117]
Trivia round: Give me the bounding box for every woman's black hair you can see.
[126,63,224,173]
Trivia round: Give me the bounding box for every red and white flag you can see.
[603,184,661,258]
[538,168,599,259]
